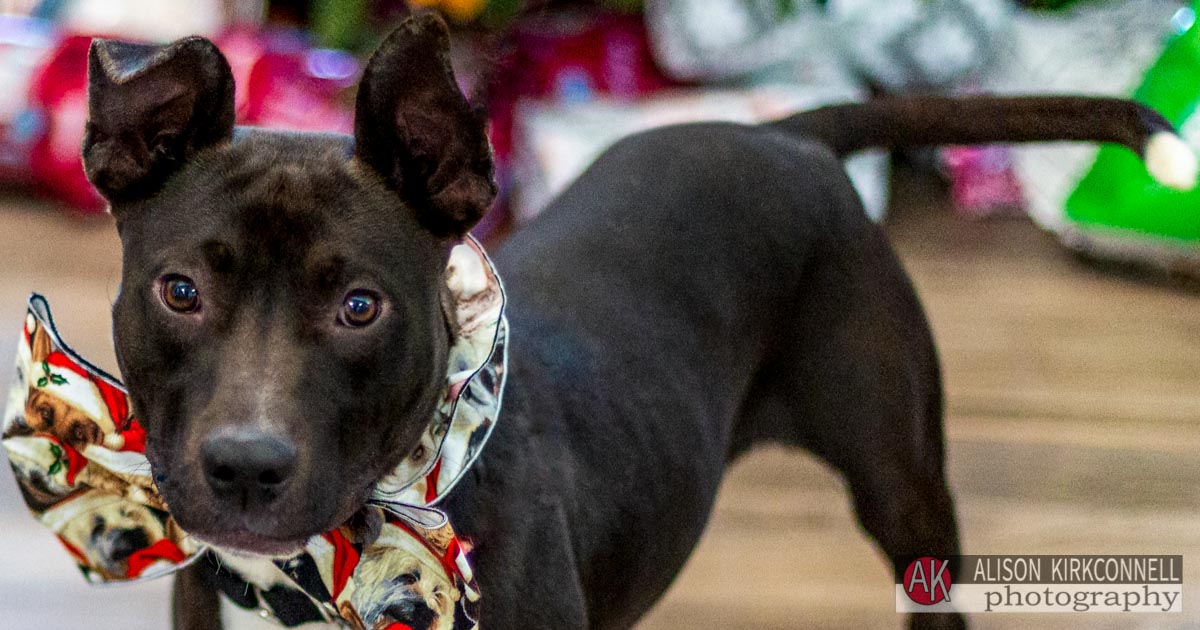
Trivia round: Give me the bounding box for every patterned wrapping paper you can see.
[1,236,508,630]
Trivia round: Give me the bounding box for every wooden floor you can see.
[1,168,1198,629]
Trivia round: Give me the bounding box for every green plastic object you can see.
[1064,1,1200,268]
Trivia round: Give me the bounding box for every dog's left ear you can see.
[83,37,235,205]
[354,14,496,239]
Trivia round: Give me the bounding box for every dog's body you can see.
[71,14,1195,630]
[440,101,1193,629]
[457,123,951,629]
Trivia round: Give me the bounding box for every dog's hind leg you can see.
[732,222,965,630]
[173,562,224,630]
[842,458,963,630]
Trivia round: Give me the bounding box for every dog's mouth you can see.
[150,448,380,557]
[181,486,373,557]
[192,527,309,557]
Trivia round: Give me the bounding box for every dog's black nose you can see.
[107,528,150,562]
[201,429,297,504]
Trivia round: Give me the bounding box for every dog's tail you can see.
[772,95,1198,190]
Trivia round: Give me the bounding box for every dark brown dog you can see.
[77,12,1193,630]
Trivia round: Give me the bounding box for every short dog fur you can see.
[78,13,1191,630]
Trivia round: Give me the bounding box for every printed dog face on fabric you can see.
[16,317,126,455]
[1,304,193,582]
[346,517,471,630]
[1,238,505,629]
[292,505,480,630]
[375,241,507,506]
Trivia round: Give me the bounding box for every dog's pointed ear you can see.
[29,323,52,364]
[354,14,496,239]
[83,36,235,204]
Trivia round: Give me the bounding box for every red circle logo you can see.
[903,557,953,605]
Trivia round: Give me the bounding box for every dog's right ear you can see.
[82,37,235,205]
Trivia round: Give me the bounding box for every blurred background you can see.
[0,0,1199,628]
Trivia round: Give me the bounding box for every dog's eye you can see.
[397,571,419,586]
[161,275,200,313]
[339,290,380,327]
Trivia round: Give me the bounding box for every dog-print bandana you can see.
[1,236,507,630]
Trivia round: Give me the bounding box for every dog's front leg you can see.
[173,561,224,630]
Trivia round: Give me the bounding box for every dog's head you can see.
[81,14,495,555]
